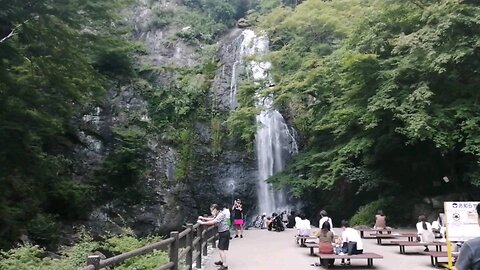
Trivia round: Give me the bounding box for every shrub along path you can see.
[204,228,439,270]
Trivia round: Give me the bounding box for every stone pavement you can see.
[204,228,444,270]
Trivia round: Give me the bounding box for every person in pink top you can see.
[232,198,244,238]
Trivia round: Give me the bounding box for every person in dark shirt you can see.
[232,198,244,238]
[456,203,480,270]
[286,211,296,228]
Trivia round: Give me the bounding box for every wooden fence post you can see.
[87,255,101,270]
[202,227,208,256]
[169,231,179,270]
[196,226,202,269]
[186,224,193,269]
[211,226,217,248]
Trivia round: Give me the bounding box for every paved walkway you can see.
[204,228,443,270]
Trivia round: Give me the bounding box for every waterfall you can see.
[230,29,298,215]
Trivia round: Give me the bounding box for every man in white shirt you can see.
[341,220,363,265]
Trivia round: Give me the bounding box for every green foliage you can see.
[226,82,260,153]
[259,0,480,220]
[96,127,149,202]
[0,234,167,270]
[0,0,137,249]
[26,214,60,248]
[211,116,223,157]
[350,198,391,227]
[150,8,175,29]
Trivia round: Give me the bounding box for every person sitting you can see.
[296,214,311,246]
[416,215,435,251]
[341,220,363,266]
[318,221,335,267]
[431,213,446,239]
[286,211,296,228]
[261,213,268,229]
[374,210,387,229]
[267,213,276,231]
[319,210,334,233]
[272,213,285,232]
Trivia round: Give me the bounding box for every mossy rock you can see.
[237,18,250,28]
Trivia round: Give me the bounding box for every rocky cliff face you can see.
[70,0,260,236]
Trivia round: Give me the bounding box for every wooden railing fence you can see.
[83,223,218,270]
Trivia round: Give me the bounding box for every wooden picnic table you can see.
[316,252,384,268]
[304,242,318,255]
[422,251,458,266]
[391,241,447,254]
[295,235,317,246]
[371,233,398,245]
[393,232,419,242]
[372,232,418,244]
[357,228,392,238]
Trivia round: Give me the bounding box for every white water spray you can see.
[230,29,298,215]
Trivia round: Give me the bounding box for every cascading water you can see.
[230,29,298,215]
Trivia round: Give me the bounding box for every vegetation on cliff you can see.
[258,0,480,223]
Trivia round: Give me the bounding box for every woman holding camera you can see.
[232,199,244,238]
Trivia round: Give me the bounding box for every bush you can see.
[26,214,60,248]
[350,198,392,227]
[350,197,417,227]
[0,233,168,270]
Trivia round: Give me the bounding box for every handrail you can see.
[83,223,218,270]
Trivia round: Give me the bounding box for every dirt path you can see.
[204,228,442,270]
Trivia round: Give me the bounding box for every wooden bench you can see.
[391,241,447,254]
[357,228,392,238]
[295,235,317,246]
[393,232,419,242]
[316,252,383,268]
[422,251,458,266]
[372,233,397,244]
[305,242,318,255]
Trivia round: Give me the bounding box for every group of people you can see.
[197,202,480,270]
[294,209,363,267]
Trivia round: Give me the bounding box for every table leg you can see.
[430,256,434,266]
[368,258,373,267]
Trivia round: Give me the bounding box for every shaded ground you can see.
[204,228,443,270]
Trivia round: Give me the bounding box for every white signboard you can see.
[444,201,480,242]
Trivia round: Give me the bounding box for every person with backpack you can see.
[319,209,334,233]
[340,220,363,266]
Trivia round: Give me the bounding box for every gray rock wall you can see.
[70,0,259,236]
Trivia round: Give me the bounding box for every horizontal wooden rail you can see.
[155,261,175,270]
[83,223,218,270]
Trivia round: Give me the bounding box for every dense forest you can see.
[1,0,480,267]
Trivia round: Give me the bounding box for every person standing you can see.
[456,203,480,270]
[198,204,230,270]
[232,199,244,238]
